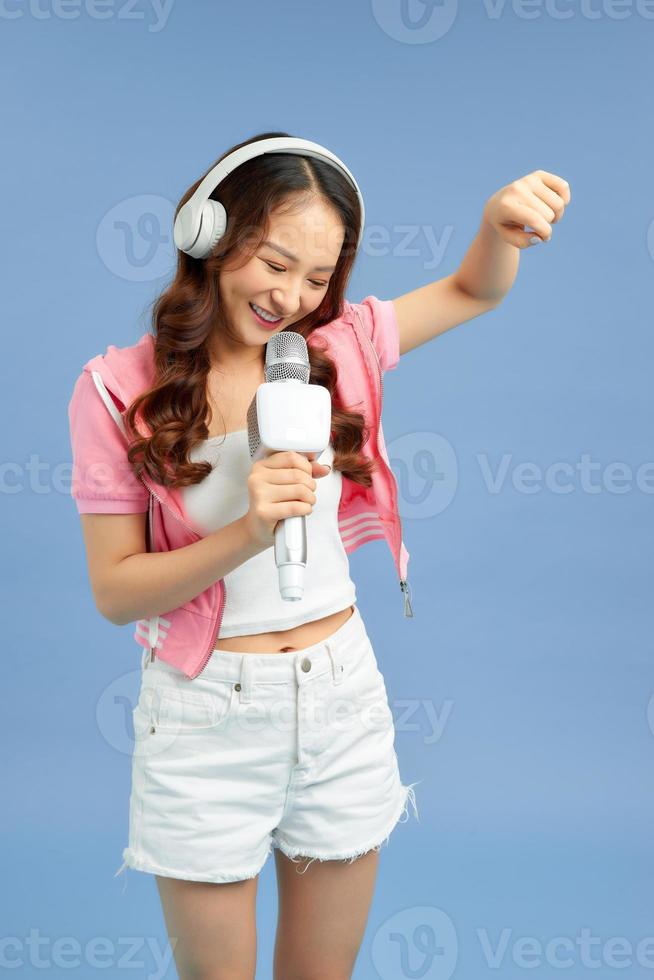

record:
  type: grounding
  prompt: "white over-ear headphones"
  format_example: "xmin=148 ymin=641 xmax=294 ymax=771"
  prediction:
xmin=172 ymin=136 xmax=365 ymax=261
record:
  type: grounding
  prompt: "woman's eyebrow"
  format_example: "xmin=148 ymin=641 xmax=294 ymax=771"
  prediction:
xmin=261 ymin=239 xmax=336 ymax=272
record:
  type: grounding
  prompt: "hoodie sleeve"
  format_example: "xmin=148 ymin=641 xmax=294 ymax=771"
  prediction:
xmin=67 ymin=370 xmax=150 ymax=514
xmin=350 ymin=295 xmax=401 ymax=373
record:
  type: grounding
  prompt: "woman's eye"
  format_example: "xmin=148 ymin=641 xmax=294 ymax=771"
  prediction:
xmin=265 ymin=261 xmax=327 ymax=289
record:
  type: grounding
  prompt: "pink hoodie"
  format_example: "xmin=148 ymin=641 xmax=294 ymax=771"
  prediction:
xmin=68 ymin=295 xmax=413 ymax=678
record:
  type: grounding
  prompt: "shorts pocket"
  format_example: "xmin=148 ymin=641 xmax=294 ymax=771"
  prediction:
xmin=131 ymin=697 xmax=158 ymax=761
xmin=150 ymin=681 xmax=237 ymax=735
xmin=132 ymin=703 xmax=154 ymax=740
xmin=132 ymin=685 xmax=157 ymax=741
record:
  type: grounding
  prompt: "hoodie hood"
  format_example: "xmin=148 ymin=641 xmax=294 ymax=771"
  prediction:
xmin=83 ymin=332 xmax=157 ymax=428
xmin=82 ymin=331 xmax=198 ymax=533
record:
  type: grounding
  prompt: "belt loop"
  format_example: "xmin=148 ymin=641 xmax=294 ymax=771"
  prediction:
xmin=141 ymin=647 xmax=150 ymax=672
xmin=326 ymin=641 xmax=344 ymax=686
xmin=239 ymin=654 xmax=253 ymax=703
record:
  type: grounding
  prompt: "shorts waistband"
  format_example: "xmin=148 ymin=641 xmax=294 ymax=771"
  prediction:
xmin=143 ymin=605 xmax=368 ymax=691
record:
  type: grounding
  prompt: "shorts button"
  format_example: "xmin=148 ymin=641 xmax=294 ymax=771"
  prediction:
xmin=234 ymin=683 xmax=241 ymax=691
xmin=301 ymin=657 xmax=312 ymax=672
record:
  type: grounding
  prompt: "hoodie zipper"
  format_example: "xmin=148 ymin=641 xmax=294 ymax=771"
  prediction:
xmin=137 ymin=470 xmax=227 ymax=677
xmin=186 ymin=577 xmax=227 ymax=679
xmin=355 ymin=310 xmax=414 ymax=618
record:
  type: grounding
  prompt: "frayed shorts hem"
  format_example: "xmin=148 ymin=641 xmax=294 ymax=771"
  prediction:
xmin=113 ymin=782 xmax=421 ymax=889
xmin=272 ymin=780 xmax=421 ymax=875
xmin=113 ymin=845 xmax=272 ymax=887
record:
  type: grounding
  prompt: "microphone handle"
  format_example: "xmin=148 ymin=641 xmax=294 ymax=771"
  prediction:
xmin=274 ymin=515 xmax=307 ymax=601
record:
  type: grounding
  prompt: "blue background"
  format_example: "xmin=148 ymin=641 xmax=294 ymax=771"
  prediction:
xmin=4 ymin=0 xmax=652 ymax=977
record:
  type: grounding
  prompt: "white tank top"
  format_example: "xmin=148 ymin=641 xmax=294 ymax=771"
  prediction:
xmin=181 ymin=431 xmax=357 ymax=637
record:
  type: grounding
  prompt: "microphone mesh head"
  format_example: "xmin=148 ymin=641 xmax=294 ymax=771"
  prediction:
xmin=247 ymin=331 xmax=311 ymax=457
xmin=247 ymin=396 xmax=260 ymax=458
xmin=265 ymin=331 xmax=310 ymax=384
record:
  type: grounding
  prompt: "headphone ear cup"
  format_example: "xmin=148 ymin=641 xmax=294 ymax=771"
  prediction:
xmin=191 ymin=199 xmax=227 ymax=259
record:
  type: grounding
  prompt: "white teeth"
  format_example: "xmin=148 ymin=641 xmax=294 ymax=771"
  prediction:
xmin=251 ymin=302 xmax=281 ymax=322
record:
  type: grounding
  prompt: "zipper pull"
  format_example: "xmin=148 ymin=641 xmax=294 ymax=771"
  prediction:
xmin=400 ymin=578 xmax=414 ymax=618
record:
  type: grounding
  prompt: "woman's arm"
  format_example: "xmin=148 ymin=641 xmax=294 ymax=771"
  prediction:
xmin=80 ymin=448 xmax=327 ymax=626
xmin=81 ymin=512 xmax=263 ymax=626
xmin=453 ymin=217 xmax=520 ymax=305
xmin=391 ymin=169 xmax=572 ymax=355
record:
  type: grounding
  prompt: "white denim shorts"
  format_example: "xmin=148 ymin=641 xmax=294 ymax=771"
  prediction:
xmin=114 ymin=605 xmax=420 ymax=887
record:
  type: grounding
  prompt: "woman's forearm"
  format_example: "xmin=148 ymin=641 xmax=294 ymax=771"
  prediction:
xmin=453 ymin=218 xmax=521 ymax=304
xmin=101 ymin=515 xmax=264 ymax=626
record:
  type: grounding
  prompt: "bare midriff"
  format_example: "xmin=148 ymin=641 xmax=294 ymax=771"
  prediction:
xmin=213 ymin=604 xmax=356 ymax=654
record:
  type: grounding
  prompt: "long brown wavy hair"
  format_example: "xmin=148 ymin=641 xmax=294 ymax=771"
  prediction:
xmin=122 ymin=130 xmax=377 ymax=491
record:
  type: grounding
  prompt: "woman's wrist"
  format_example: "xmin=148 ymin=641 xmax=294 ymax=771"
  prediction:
xmin=226 ymin=514 xmax=268 ymax=561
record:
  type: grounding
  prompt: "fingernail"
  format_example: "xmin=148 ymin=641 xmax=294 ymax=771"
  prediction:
xmin=529 ymin=235 xmax=541 ymax=245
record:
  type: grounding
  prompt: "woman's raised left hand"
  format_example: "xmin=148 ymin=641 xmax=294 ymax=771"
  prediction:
xmin=482 ymin=170 xmax=572 ymax=249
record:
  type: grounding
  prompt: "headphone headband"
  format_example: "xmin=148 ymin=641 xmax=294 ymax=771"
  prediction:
xmin=173 ymin=136 xmax=365 ymax=260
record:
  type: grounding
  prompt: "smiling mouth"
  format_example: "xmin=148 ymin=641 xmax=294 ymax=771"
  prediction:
xmin=249 ymin=301 xmax=283 ymax=323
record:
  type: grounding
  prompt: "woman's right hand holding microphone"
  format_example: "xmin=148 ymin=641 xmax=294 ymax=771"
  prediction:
xmin=242 ymin=450 xmax=331 ymax=550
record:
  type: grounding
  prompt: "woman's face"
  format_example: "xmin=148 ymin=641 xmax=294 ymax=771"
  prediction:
xmin=218 ymin=198 xmax=345 ymax=349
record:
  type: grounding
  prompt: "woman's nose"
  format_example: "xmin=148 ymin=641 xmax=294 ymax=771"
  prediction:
xmin=270 ymin=290 xmax=300 ymax=318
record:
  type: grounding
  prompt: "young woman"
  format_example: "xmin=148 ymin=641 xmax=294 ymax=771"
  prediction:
xmin=69 ymin=131 xmax=570 ymax=978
